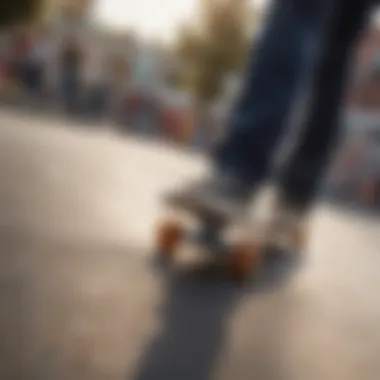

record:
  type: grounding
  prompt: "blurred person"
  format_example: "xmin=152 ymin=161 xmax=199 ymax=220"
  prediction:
xmin=24 ymin=27 xmax=54 ymax=99
xmin=124 ymin=89 xmax=140 ymax=125
xmin=107 ymin=54 xmax=129 ymax=122
xmin=138 ymin=92 xmax=157 ymax=135
xmin=356 ymin=131 xmax=380 ymax=207
xmin=173 ymin=0 xmax=375 ymax=221
xmin=8 ymin=28 xmax=31 ymax=89
xmin=328 ymin=132 xmax=371 ymax=200
xmin=83 ymin=49 xmax=111 ymax=119
xmin=329 ymin=127 xmax=380 ymax=207
xmin=0 ymin=33 xmax=10 ymax=93
xmin=59 ymin=37 xmax=84 ymax=114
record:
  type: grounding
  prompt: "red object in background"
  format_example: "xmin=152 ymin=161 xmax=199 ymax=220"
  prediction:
xmin=125 ymin=92 xmax=143 ymax=118
xmin=161 ymin=108 xmax=191 ymax=144
xmin=0 ymin=60 xmax=13 ymax=85
xmin=161 ymin=109 xmax=176 ymax=137
xmin=10 ymin=31 xmax=32 ymax=60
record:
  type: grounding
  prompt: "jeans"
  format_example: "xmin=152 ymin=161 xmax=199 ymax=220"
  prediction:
xmin=215 ymin=0 xmax=373 ymax=209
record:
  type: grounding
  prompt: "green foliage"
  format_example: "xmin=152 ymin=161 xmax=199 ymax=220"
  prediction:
xmin=175 ymin=0 xmax=254 ymax=103
xmin=0 ymin=0 xmax=45 ymax=28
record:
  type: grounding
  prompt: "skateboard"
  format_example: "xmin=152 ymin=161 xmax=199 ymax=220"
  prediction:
xmin=154 ymin=186 xmax=307 ymax=281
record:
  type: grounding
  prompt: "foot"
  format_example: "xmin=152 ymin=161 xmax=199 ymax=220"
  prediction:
xmin=166 ymin=173 xmax=254 ymax=221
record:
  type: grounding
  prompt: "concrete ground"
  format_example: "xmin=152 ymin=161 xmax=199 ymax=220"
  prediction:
xmin=0 ymin=108 xmax=379 ymax=380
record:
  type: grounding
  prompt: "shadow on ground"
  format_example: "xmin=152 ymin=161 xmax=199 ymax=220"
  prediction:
xmin=132 ymin=249 xmax=301 ymax=380
xmin=0 ymin=222 xmax=301 ymax=380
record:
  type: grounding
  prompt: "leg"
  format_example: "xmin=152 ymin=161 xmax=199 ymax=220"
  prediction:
xmin=214 ymin=0 xmax=332 ymax=185
xmin=278 ymin=0 xmax=373 ymax=210
xmin=168 ymin=0 xmax=333 ymax=219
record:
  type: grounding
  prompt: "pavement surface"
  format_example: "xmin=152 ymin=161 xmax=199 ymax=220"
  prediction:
xmin=0 ymin=108 xmax=379 ymax=380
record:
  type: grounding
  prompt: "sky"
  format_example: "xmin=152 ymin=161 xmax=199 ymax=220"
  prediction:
xmin=93 ymin=0 xmax=197 ymax=41
xmin=93 ymin=0 xmax=268 ymax=41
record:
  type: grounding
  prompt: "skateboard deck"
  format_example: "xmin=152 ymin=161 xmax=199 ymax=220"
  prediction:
xmin=155 ymin=187 xmax=307 ymax=281
xmin=163 ymin=185 xmax=248 ymax=224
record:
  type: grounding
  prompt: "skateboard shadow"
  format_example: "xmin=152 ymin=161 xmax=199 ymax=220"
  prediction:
xmin=132 ymin=250 xmax=301 ymax=380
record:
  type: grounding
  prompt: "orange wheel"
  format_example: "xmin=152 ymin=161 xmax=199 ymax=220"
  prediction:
xmin=156 ymin=219 xmax=183 ymax=260
xmin=229 ymin=242 xmax=262 ymax=281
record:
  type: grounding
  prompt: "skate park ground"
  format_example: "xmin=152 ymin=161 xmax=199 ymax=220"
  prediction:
xmin=0 ymin=108 xmax=379 ymax=380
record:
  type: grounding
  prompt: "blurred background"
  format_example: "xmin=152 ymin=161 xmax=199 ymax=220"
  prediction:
xmin=0 ymin=0 xmax=379 ymax=209
xmin=0 ymin=1 xmax=379 ymax=380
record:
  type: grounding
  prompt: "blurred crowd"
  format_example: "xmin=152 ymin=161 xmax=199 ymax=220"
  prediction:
xmin=1 ymin=28 xmax=114 ymax=113
xmin=0 ymin=26 xmax=219 ymax=147
xmin=326 ymin=120 xmax=380 ymax=210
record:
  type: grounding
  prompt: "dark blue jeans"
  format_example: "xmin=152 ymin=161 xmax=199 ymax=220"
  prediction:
xmin=215 ymin=0 xmax=372 ymax=209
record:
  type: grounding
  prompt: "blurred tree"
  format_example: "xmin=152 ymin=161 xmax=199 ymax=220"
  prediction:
xmin=175 ymin=0 xmax=256 ymax=105
xmin=0 ymin=0 xmax=45 ymax=28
